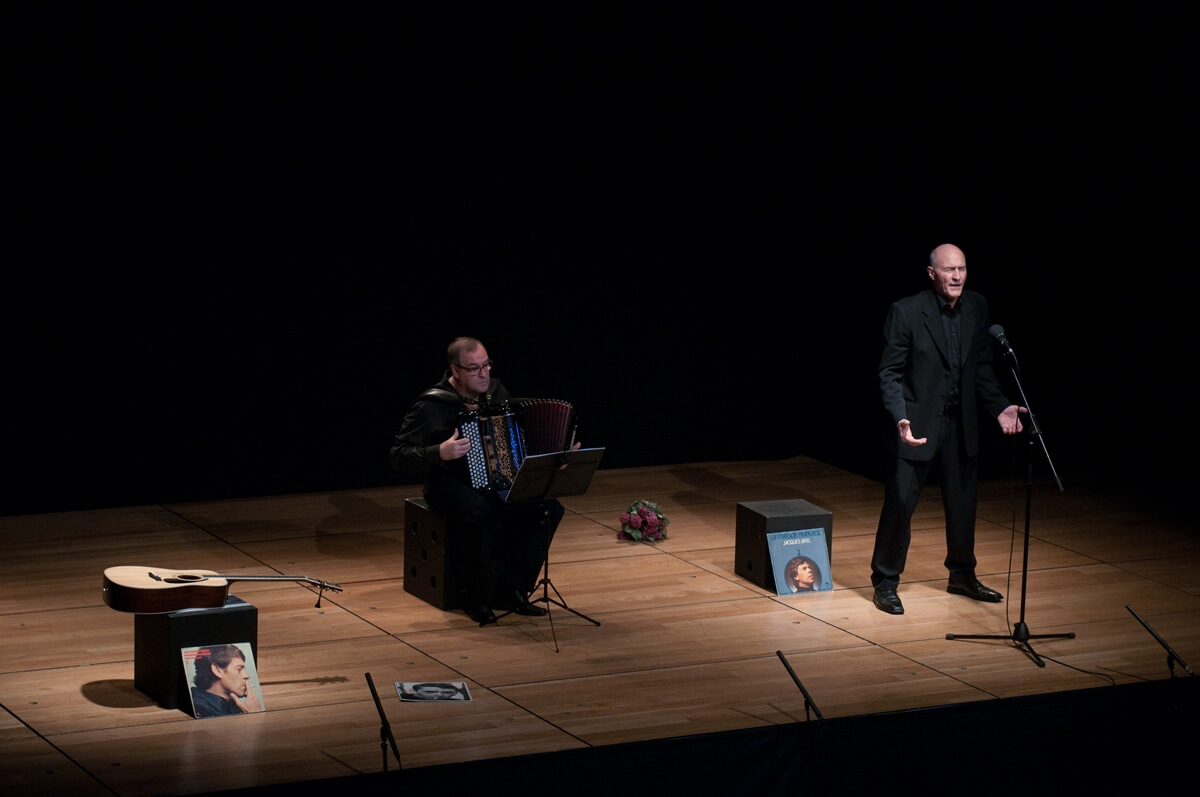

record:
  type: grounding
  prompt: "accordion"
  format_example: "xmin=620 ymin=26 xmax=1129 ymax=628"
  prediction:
xmin=459 ymin=398 xmax=577 ymax=493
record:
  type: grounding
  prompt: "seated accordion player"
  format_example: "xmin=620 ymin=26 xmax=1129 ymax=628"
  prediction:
xmin=458 ymin=398 xmax=577 ymax=493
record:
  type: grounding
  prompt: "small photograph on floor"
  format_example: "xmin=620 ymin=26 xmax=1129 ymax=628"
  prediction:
xmin=397 ymin=681 xmax=473 ymax=702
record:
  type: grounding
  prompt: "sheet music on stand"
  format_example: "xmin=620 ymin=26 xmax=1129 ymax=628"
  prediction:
xmin=500 ymin=447 xmax=605 ymax=503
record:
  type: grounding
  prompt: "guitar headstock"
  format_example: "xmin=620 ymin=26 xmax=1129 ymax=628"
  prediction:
xmin=302 ymin=577 xmax=343 ymax=593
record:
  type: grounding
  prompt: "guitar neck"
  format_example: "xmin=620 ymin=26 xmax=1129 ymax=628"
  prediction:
xmin=228 ymin=575 xmax=343 ymax=593
xmin=154 ymin=571 xmax=343 ymax=593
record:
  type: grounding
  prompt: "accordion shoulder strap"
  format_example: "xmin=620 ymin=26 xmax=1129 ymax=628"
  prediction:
xmin=420 ymin=387 xmax=461 ymax=403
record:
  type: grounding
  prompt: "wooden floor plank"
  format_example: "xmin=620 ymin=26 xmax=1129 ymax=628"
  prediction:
xmin=1 ymin=458 xmax=1196 ymax=795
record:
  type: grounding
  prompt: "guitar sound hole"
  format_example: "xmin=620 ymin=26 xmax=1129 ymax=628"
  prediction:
xmin=165 ymin=574 xmax=206 ymax=583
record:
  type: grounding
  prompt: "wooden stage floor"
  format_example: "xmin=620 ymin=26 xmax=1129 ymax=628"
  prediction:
xmin=2 ymin=457 xmax=1197 ymax=795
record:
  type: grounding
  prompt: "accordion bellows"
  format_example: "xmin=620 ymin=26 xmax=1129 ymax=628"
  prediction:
xmin=459 ymin=398 xmax=577 ymax=493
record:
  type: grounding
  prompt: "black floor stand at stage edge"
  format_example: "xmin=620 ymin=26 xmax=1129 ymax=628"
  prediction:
xmin=364 ymin=672 xmax=402 ymax=773
xmin=1126 ymin=604 xmax=1196 ymax=678
xmin=947 ymin=329 xmax=1074 ymax=667
xmin=776 ymin=650 xmax=824 ymax=721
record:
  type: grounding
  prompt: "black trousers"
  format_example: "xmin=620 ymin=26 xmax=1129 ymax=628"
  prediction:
xmin=424 ymin=472 xmax=563 ymax=609
xmin=870 ymin=412 xmax=979 ymax=591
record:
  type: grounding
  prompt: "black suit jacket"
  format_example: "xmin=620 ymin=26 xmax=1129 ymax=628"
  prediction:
xmin=878 ymin=289 xmax=1010 ymax=462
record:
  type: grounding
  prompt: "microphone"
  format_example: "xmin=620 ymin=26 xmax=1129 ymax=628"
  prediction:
xmin=989 ymin=324 xmax=1015 ymax=358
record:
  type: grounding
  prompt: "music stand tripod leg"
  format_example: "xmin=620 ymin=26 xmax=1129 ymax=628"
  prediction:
xmin=529 ymin=505 xmax=601 ymax=624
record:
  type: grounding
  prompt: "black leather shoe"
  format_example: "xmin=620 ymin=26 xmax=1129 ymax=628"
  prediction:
xmin=469 ymin=605 xmax=498 ymax=626
xmin=947 ymin=580 xmax=1003 ymax=602
xmin=514 ymin=599 xmax=547 ymax=617
xmin=873 ymin=587 xmax=904 ymax=615
xmin=499 ymin=591 xmax=548 ymax=617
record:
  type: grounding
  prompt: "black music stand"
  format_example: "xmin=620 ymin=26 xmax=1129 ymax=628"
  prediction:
xmin=364 ymin=672 xmax=402 ymax=773
xmin=946 ymin=335 xmax=1074 ymax=667
xmin=500 ymin=447 xmax=604 ymax=652
xmin=501 ymin=447 xmax=603 ymax=504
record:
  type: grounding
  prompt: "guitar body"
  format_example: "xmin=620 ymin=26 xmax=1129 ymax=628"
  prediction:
xmin=103 ymin=566 xmax=232 ymax=613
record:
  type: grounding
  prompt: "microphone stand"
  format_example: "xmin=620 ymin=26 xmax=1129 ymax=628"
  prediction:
xmin=946 ymin=337 xmax=1074 ymax=667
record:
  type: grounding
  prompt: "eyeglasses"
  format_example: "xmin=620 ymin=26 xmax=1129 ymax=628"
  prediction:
xmin=454 ymin=359 xmax=494 ymax=375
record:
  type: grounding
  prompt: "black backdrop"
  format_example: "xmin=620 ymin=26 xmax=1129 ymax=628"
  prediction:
xmin=7 ymin=4 xmax=1194 ymax=518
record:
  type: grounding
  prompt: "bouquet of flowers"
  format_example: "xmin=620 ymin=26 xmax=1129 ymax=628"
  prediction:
xmin=618 ymin=499 xmax=669 ymax=542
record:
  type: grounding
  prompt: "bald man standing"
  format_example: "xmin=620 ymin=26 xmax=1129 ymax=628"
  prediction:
xmin=870 ymin=244 xmax=1027 ymax=615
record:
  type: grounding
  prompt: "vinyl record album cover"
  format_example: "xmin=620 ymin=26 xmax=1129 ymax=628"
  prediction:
xmin=182 ymin=642 xmax=265 ymax=718
xmin=767 ymin=528 xmax=832 ymax=595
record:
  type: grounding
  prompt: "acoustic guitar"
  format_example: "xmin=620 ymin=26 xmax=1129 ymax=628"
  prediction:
xmin=102 ymin=566 xmax=343 ymax=614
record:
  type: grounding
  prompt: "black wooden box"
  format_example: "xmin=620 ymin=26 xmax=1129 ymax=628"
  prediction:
xmin=735 ymin=499 xmax=833 ymax=589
